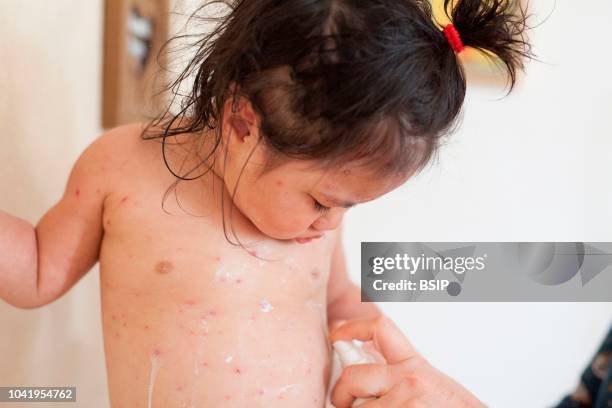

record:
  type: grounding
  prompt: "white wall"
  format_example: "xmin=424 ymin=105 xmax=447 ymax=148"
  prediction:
xmin=344 ymin=1 xmax=612 ymax=407
xmin=0 ymin=1 xmax=108 ymax=407
xmin=1 ymin=1 xmax=610 ymax=408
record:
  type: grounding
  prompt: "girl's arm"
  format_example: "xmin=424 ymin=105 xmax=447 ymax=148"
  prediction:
xmin=0 ymin=128 xmax=119 ymax=308
xmin=326 ymin=223 xmax=380 ymax=327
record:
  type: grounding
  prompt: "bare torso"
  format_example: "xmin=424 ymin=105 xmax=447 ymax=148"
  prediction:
xmin=98 ymin=126 xmax=336 ymax=407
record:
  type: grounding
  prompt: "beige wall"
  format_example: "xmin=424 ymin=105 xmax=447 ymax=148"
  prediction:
xmin=0 ymin=1 xmax=108 ymax=407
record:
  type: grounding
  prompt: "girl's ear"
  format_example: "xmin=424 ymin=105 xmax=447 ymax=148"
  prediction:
xmin=228 ymin=112 xmax=251 ymax=142
xmin=223 ymin=87 xmax=260 ymax=144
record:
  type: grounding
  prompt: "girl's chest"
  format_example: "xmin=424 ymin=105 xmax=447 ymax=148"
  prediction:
xmin=98 ymin=195 xmax=335 ymax=407
xmin=99 ymin=190 xmax=336 ymax=312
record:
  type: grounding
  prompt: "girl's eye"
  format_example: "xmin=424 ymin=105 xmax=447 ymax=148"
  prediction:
xmin=313 ymin=199 xmax=331 ymax=213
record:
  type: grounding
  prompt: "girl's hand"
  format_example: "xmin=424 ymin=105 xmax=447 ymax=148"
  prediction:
xmin=329 ymin=317 xmax=486 ymax=408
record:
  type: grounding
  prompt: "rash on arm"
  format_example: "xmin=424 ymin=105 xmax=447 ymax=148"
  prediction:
xmin=0 ymin=125 xmax=132 ymax=308
xmin=326 ymin=223 xmax=380 ymax=327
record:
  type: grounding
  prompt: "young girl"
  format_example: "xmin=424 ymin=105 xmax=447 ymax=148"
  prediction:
xmin=0 ymin=0 xmax=531 ymax=406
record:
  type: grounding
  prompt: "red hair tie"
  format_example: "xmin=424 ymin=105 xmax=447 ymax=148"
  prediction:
xmin=443 ymin=24 xmax=465 ymax=54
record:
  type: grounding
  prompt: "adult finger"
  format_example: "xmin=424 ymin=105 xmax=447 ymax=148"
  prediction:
xmin=359 ymin=383 xmax=421 ymax=408
xmin=330 ymin=316 xmax=418 ymax=364
xmin=328 ymin=319 xmax=347 ymax=333
xmin=331 ymin=363 xmax=393 ymax=408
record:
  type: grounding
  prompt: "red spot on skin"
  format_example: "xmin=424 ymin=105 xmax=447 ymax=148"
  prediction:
xmin=176 ymin=386 xmax=183 ymax=391
xmin=233 ymin=367 xmax=242 ymax=375
xmin=213 ymin=256 xmax=221 ymax=262
xmin=208 ymin=309 xmax=217 ymax=317
xmin=257 ymin=389 xmax=265 ymax=396
xmin=278 ymin=395 xmax=284 ymax=400
xmin=247 ymin=249 xmax=257 ymax=257
xmin=144 ymin=325 xmax=150 ymax=330
xmin=276 ymin=180 xmax=283 ymax=186
xmin=120 ymin=196 xmax=128 ymax=204
xmin=183 ymin=299 xmax=197 ymax=306
xmin=189 ymin=329 xmax=195 ymax=335
xmin=158 ymin=307 xmax=165 ymax=313
xmin=248 ymin=314 xmax=256 ymax=321
xmin=306 ymin=367 xmax=312 ymax=374
xmin=178 ymin=324 xmax=184 ymax=329
xmin=224 ymin=395 xmax=232 ymax=401
xmin=201 ymin=362 xmax=208 ymax=367
xmin=152 ymin=348 xmax=162 ymax=356
xmin=235 ymin=278 xmax=243 ymax=284
xmin=178 ymin=309 xmax=184 ymax=314
xmin=111 ymin=314 xmax=116 ymax=320
xmin=75 ymin=188 xmax=80 ymax=196
xmin=96 ymin=188 xmax=101 ymax=194
xmin=122 ymin=322 xmax=127 ymax=327
xmin=114 ymin=332 xmax=120 ymax=339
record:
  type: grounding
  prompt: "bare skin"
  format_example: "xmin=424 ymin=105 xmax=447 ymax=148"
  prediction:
xmin=99 ymin=124 xmax=338 ymax=407
xmin=0 ymin=91 xmax=414 ymax=406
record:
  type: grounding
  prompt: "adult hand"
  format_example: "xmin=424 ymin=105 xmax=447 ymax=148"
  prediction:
xmin=329 ymin=317 xmax=486 ymax=408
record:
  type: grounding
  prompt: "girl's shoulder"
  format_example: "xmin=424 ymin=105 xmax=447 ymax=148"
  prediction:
xmin=98 ymin=122 xmax=153 ymax=153
xmin=90 ymin=120 xmax=205 ymax=198
xmin=84 ymin=122 xmax=174 ymax=196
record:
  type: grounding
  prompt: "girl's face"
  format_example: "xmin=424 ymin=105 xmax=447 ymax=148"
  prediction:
xmin=225 ymin=157 xmax=407 ymax=243
xmin=216 ymin=98 xmax=410 ymax=243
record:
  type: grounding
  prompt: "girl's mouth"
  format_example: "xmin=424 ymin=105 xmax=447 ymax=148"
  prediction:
xmin=294 ymin=235 xmax=323 ymax=244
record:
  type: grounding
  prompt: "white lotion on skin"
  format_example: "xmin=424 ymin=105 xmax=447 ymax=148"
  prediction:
xmin=147 ymin=352 xmax=162 ymax=408
xmin=259 ymin=300 xmax=274 ymax=313
xmin=256 ymin=243 xmax=273 ymax=266
xmin=277 ymin=383 xmax=302 ymax=398
xmin=214 ymin=266 xmax=234 ymax=282
xmin=326 ymin=340 xmax=378 ymax=408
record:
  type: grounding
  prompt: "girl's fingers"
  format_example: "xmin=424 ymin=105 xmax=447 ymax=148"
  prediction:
xmin=330 ymin=316 xmax=418 ymax=364
xmin=331 ymin=363 xmax=394 ymax=408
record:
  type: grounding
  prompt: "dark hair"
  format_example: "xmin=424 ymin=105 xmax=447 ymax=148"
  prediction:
xmin=142 ymin=0 xmax=532 ymax=240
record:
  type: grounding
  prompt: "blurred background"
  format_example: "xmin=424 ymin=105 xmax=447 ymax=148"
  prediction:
xmin=0 ymin=1 xmax=610 ymax=407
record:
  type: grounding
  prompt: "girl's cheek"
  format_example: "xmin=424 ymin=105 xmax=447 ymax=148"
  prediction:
xmin=277 ymin=212 xmax=312 ymax=235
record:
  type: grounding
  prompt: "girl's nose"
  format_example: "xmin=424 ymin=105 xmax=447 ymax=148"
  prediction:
xmin=312 ymin=208 xmax=345 ymax=231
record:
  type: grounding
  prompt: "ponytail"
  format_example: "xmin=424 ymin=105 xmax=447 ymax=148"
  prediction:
xmin=443 ymin=0 xmax=533 ymax=89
